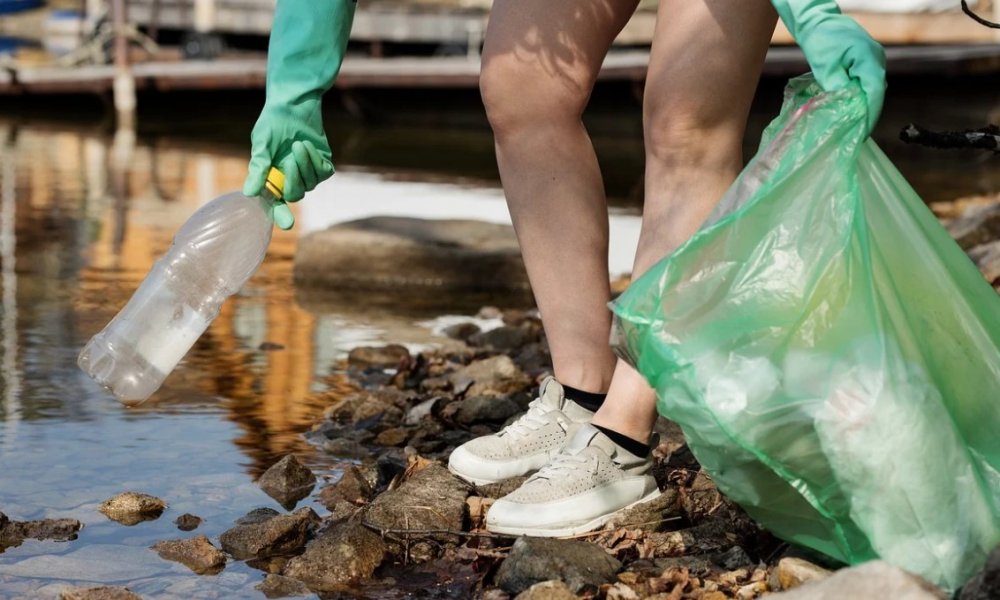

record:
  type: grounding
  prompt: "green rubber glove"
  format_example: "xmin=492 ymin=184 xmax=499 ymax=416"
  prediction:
xmin=243 ymin=0 xmax=357 ymax=230
xmin=771 ymin=0 xmax=886 ymax=136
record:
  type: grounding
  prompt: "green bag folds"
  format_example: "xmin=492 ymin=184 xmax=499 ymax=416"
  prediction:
xmin=611 ymin=76 xmax=1000 ymax=591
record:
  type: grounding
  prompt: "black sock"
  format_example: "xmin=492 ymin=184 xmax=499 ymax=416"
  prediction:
xmin=593 ymin=424 xmax=652 ymax=458
xmin=562 ymin=384 xmax=607 ymax=412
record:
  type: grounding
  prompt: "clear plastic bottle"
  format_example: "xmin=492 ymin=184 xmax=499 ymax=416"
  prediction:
xmin=78 ymin=169 xmax=284 ymax=406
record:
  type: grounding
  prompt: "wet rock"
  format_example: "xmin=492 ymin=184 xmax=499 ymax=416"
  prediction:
xmin=710 ymin=546 xmax=753 ymax=570
xmin=374 ymin=427 xmax=411 ymax=446
xmin=321 ymin=438 xmax=371 ymax=459
xmin=247 ymin=556 xmax=290 ymax=575
xmin=769 ymin=560 xmax=945 ymax=599
xmin=98 ymin=492 xmax=167 ymax=526
xmin=363 ymin=462 xmax=471 ymax=545
xmin=495 ymin=537 xmax=622 ymax=594
xmin=322 ymin=394 xmax=368 ymax=422
xmin=0 ymin=512 xmax=82 ymax=549
xmin=605 ymin=488 xmax=682 ymax=532
xmin=174 ymin=514 xmax=202 ymax=532
xmin=294 ymin=217 xmax=531 ymax=293
xmin=236 ymin=507 xmax=280 ymax=525
xmin=219 ymin=507 xmax=320 ymax=560
xmin=60 ymin=586 xmax=143 ymax=600
xmin=151 ymin=535 xmax=226 ymax=575
xmin=456 ymin=395 xmax=522 ymax=425
xmin=282 ymin=522 xmax=388 ymax=592
xmin=514 ymin=580 xmax=577 ymax=600
xmin=256 ymin=574 xmax=311 ymax=598
xmin=443 ymin=322 xmax=481 ymax=342
xmin=317 ymin=466 xmax=375 ymax=509
xmin=448 ymin=355 xmax=532 ymax=398
xmin=769 ymin=557 xmax=833 ymax=592
xmin=948 ymin=203 xmax=1000 ymax=250
xmin=960 ymin=546 xmax=1000 ymax=600
xmin=468 ymin=325 xmax=537 ymax=352
xmin=257 ymin=455 xmax=317 ymax=510
xmin=348 ymin=344 xmax=411 ymax=370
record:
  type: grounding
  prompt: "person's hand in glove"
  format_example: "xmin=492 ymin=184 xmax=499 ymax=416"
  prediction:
xmin=771 ymin=0 xmax=886 ymax=136
xmin=243 ymin=0 xmax=357 ymax=230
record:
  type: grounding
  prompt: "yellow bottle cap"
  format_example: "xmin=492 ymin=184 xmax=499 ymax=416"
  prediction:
xmin=264 ymin=167 xmax=285 ymax=200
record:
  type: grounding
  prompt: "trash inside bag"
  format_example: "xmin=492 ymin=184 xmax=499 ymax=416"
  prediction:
xmin=611 ymin=75 xmax=1000 ymax=591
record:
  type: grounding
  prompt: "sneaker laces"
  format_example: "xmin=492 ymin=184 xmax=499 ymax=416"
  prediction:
xmin=531 ymin=449 xmax=595 ymax=481
xmin=498 ymin=399 xmax=563 ymax=440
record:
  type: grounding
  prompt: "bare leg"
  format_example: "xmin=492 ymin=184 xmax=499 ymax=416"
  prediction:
xmin=480 ymin=0 xmax=640 ymax=395
xmin=591 ymin=0 xmax=778 ymax=441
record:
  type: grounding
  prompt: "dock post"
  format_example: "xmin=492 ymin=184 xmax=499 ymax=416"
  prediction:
xmin=110 ymin=0 xmax=136 ymax=130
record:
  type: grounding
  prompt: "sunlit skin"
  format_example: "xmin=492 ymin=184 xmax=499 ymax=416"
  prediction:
xmin=480 ymin=0 xmax=779 ymax=441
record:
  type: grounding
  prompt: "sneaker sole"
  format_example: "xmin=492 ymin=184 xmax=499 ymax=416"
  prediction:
xmin=447 ymin=465 xmax=504 ymax=487
xmin=485 ymin=488 xmax=664 ymax=538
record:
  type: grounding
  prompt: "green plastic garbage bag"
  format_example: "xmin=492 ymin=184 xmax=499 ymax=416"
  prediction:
xmin=610 ymin=75 xmax=1000 ymax=591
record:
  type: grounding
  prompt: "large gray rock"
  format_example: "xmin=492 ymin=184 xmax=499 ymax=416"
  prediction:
xmin=151 ymin=535 xmax=227 ymax=575
xmin=282 ymin=522 xmax=387 ymax=592
xmin=294 ymin=217 xmax=530 ymax=293
xmin=768 ymin=560 xmax=946 ymax=599
xmin=495 ymin=537 xmax=622 ymax=594
xmin=257 ymin=455 xmax=317 ymax=510
xmin=219 ymin=507 xmax=319 ymax=560
xmin=363 ymin=463 xmax=470 ymax=544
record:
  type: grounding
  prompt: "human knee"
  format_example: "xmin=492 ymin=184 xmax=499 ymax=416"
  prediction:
xmin=642 ymin=95 xmax=744 ymax=169
xmin=480 ymin=57 xmax=587 ymax=142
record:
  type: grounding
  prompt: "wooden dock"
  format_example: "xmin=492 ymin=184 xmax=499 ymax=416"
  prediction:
xmin=2 ymin=44 xmax=1000 ymax=96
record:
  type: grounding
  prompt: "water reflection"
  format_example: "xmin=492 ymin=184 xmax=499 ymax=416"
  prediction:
xmin=1 ymin=126 xmax=20 ymax=458
xmin=0 ymin=117 xmax=511 ymax=479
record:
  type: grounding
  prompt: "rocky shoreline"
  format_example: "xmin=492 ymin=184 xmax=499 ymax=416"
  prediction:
xmin=5 ymin=195 xmax=1000 ymax=600
xmin=40 ymin=300 xmax=1000 ymax=599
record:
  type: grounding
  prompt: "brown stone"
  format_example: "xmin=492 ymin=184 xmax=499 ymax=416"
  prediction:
xmin=98 ymin=492 xmax=166 ymax=526
xmin=60 ymin=587 xmax=143 ymax=600
xmin=219 ymin=507 xmax=319 ymax=560
xmin=151 ymin=535 xmax=226 ymax=575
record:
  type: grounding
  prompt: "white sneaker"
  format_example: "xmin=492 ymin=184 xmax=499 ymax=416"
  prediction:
xmin=448 ymin=377 xmax=595 ymax=485
xmin=485 ymin=424 xmax=660 ymax=537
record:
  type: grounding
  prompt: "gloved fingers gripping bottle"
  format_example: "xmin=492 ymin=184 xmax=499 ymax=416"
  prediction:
xmin=242 ymin=0 xmax=357 ymax=230
xmin=770 ymin=0 xmax=886 ymax=136
xmin=77 ymin=169 xmax=286 ymax=406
